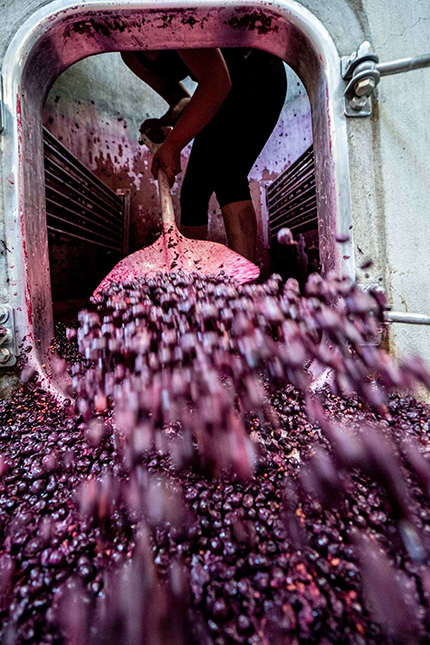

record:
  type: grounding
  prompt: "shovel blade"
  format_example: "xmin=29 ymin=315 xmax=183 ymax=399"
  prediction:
xmin=94 ymin=232 xmax=259 ymax=296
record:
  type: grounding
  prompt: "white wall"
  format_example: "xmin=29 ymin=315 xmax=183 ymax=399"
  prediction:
xmin=362 ymin=0 xmax=430 ymax=360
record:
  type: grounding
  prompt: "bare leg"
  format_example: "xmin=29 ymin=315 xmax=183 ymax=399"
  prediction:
xmin=181 ymin=225 xmax=208 ymax=240
xmin=221 ymin=200 xmax=257 ymax=262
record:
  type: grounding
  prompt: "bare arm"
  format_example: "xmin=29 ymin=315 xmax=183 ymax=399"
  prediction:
xmin=152 ymin=49 xmax=232 ymax=184
xmin=121 ymin=51 xmax=189 ymax=107
xmin=165 ymin=49 xmax=231 ymax=150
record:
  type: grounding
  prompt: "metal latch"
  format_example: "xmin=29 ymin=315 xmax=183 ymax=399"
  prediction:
xmin=342 ymin=41 xmax=430 ymax=116
xmin=359 ymin=286 xmax=430 ymax=349
xmin=0 ymin=305 xmax=16 ymax=367
xmin=384 ymin=311 xmax=430 ymax=326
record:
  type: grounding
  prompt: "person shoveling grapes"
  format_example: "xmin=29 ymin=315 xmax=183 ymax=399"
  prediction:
xmin=122 ymin=48 xmax=287 ymax=262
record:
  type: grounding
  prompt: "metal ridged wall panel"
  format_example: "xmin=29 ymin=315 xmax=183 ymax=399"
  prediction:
xmin=43 ymin=127 xmax=129 ymax=253
xmin=267 ymin=145 xmax=317 ymax=242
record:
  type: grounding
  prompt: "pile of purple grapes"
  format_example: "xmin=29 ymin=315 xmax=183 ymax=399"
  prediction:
xmin=1 ymin=270 xmax=430 ymax=643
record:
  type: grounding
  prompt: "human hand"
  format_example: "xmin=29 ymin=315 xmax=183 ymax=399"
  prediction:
xmin=139 ymin=98 xmax=191 ymax=140
xmin=151 ymin=139 xmax=182 ymax=187
xmin=139 ymin=118 xmax=166 ymax=144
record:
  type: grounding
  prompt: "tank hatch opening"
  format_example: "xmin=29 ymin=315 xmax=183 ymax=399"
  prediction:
xmin=43 ymin=48 xmax=314 ymax=310
xmin=1 ymin=0 xmax=352 ymax=384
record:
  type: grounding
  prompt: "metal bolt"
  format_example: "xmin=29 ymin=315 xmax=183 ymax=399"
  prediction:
xmin=0 ymin=327 xmax=11 ymax=346
xmin=354 ymin=77 xmax=376 ymax=97
xmin=0 ymin=307 xmax=9 ymax=324
xmin=0 ymin=347 xmax=11 ymax=364
xmin=349 ymin=95 xmax=369 ymax=112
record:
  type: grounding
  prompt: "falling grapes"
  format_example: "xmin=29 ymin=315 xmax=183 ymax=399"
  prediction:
xmin=277 ymin=227 xmax=296 ymax=245
xmin=0 ymin=270 xmax=429 ymax=643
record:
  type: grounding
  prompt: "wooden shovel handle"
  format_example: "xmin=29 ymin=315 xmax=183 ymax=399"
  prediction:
xmin=140 ymin=130 xmax=177 ymax=230
xmin=157 ymin=169 xmax=176 ymax=228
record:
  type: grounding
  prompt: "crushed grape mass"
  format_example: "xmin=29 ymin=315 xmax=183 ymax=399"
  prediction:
xmin=1 ymin=271 xmax=430 ymax=643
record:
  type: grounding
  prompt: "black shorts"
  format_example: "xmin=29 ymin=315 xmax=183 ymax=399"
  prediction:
xmin=180 ymin=50 xmax=287 ymax=226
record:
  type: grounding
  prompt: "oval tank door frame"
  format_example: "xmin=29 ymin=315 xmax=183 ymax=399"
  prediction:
xmin=0 ymin=0 xmax=353 ymax=390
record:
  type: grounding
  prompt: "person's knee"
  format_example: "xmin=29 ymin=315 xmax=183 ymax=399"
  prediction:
xmin=215 ymin=176 xmax=251 ymax=210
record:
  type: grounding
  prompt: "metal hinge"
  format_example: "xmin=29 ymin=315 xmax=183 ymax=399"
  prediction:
xmin=342 ymin=41 xmax=430 ymax=117
xmin=0 ymin=305 xmax=16 ymax=367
